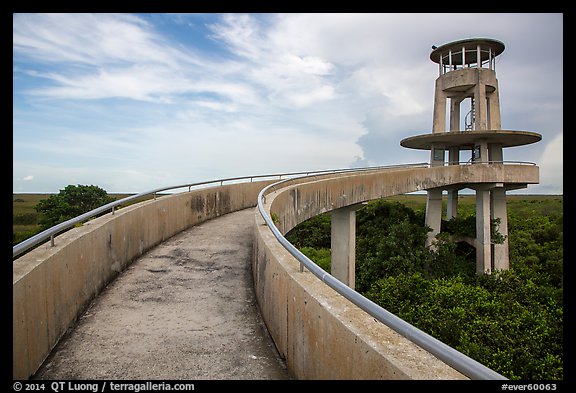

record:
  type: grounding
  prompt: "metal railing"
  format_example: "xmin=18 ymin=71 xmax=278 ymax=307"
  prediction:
xmin=441 ymin=160 xmax=537 ymax=166
xmin=12 ymin=164 xmax=425 ymax=260
xmin=256 ymin=166 xmax=507 ymax=380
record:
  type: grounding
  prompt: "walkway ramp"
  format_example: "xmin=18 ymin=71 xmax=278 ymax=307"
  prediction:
xmin=32 ymin=208 xmax=290 ymax=380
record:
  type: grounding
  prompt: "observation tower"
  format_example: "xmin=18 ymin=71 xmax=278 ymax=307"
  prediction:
xmin=400 ymin=38 xmax=542 ymax=274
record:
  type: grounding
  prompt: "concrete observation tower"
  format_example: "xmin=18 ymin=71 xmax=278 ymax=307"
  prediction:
xmin=400 ymin=38 xmax=542 ymax=274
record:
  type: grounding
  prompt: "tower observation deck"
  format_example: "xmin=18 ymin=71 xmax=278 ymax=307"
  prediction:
xmin=400 ymin=38 xmax=542 ymax=274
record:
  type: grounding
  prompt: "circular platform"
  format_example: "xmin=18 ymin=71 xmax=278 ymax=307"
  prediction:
xmin=400 ymin=130 xmax=542 ymax=150
xmin=430 ymin=38 xmax=505 ymax=64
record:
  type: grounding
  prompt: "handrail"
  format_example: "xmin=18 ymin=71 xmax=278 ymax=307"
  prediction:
xmin=256 ymin=166 xmax=507 ymax=380
xmin=12 ymin=164 xmax=426 ymax=260
xmin=445 ymin=160 xmax=537 ymax=166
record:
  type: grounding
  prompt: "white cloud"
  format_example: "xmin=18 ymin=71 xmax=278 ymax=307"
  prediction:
xmin=26 ymin=66 xmax=183 ymax=102
xmin=207 ymin=14 xmax=339 ymax=108
xmin=13 ymin=13 xmax=197 ymax=68
xmin=283 ymin=85 xmax=336 ymax=108
xmin=14 ymin=13 xmax=337 ymax=110
xmin=537 ymin=133 xmax=563 ymax=194
xmin=14 ymin=13 xmax=233 ymax=104
xmin=207 ymin=13 xmax=264 ymax=60
xmin=13 ymin=13 xmax=563 ymax=194
xmin=23 ymin=175 xmax=34 ymax=181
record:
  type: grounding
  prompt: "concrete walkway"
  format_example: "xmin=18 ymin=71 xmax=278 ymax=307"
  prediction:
xmin=32 ymin=208 xmax=290 ymax=380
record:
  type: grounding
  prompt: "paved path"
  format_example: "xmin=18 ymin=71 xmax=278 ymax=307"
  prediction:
xmin=33 ymin=208 xmax=290 ymax=380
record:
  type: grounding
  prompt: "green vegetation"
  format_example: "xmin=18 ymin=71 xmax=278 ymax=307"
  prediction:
xmin=13 ymin=193 xmax=50 ymax=245
xmin=285 ymin=194 xmax=563 ymax=380
xmin=13 ymin=187 xmax=139 ymax=246
xmin=35 ymin=185 xmax=116 ymax=230
xmin=271 ymin=212 xmax=281 ymax=227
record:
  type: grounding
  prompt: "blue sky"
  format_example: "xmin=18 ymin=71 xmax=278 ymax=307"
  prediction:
xmin=13 ymin=13 xmax=563 ymax=194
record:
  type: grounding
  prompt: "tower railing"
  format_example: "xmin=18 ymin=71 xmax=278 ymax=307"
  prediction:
xmin=439 ymin=47 xmax=496 ymax=74
xmin=444 ymin=160 xmax=537 ymax=166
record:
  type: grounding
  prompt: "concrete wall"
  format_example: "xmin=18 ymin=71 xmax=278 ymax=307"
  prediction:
xmin=253 ymin=165 xmax=537 ymax=379
xmin=439 ymin=68 xmax=498 ymax=93
xmin=13 ymin=181 xmax=273 ymax=380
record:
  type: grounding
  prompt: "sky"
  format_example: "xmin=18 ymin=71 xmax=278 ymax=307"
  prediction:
xmin=13 ymin=13 xmax=563 ymax=194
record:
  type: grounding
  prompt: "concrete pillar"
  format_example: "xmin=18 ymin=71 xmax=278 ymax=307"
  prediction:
xmin=474 ymin=69 xmax=488 ymax=130
xmin=450 ymin=97 xmax=463 ymax=131
xmin=425 ymin=188 xmax=443 ymax=248
xmin=475 ymin=189 xmax=492 ymax=274
xmin=480 ymin=141 xmax=489 ymax=164
xmin=489 ymin=143 xmax=503 ymax=164
xmin=331 ymin=205 xmax=362 ymax=289
xmin=473 ymin=140 xmax=489 ymax=164
xmin=433 ymin=79 xmax=447 ymax=133
xmin=446 ymin=147 xmax=459 ymax=220
xmin=446 ymin=189 xmax=458 ymax=220
xmin=491 ymin=188 xmax=509 ymax=271
xmin=448 ymin=147 xmax=459 ymax=165
xmin=487 ymin=82 xmax=501 ymax=130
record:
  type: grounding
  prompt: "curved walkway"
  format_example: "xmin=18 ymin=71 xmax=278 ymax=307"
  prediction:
xmin=32 ymin=208 xmax=290 ymax=380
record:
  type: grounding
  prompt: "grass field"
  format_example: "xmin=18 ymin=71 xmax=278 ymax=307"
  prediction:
xmin=384 ymin=193 xmax=563 ymax=217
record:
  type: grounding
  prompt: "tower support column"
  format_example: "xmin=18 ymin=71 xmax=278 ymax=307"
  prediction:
xmin=446 ymin=147 xmax=460 ymax=220
xmin=487 ymin=88 xmax=502 ymax=129
xmin=476 ymin=189 xmax=492 ymax=274
xmin=331 ymin=204 xmax=364 ymax=289
xmin=450 ymin=97 xmax=463 ymax=131
xmin=433 ymin=80 xmax=447 ymax=133
xmin=474 ymin=69 xmax=488 ymax=130
xmin=425 ymin=188 xmax=443 ymax=248
xmin=491 ymin=187 xmax=509 ymax=271
xmin=446 ymin=190 xmax=458 ymax=220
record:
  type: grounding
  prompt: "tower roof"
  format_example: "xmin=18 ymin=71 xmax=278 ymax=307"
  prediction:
xmin=430 ymin=38 xmax=505 ymax=65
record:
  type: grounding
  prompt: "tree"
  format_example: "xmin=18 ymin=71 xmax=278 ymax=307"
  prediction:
xmin=285 ymin=213 xmax=331 ymax=249
xmin=287 ymin=196 xmax=563 ymax=379
xmin=35 ymin=184 xmax=115 ymax=230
